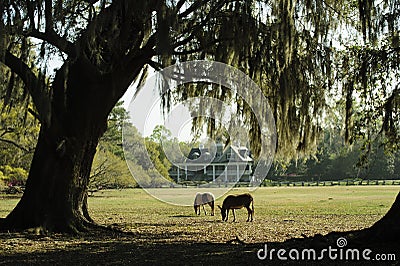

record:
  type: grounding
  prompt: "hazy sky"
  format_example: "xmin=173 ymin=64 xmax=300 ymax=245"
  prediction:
xmin=122 ymin=72 xmax=195 ymax=142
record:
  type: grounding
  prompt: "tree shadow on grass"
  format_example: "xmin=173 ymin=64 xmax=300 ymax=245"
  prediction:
xmin=170 ymin=214 xmax=194 ymax=218
xmin=0 ymin=229 xmax=399 ymax=266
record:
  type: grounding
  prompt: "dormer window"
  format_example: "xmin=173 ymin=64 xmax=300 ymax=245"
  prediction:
xmin=192 ymin=152 xmax=200 ymax=159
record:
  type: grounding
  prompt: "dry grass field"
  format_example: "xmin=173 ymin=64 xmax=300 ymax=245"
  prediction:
xmin=1 ymin=186 xmax=399 ymax=265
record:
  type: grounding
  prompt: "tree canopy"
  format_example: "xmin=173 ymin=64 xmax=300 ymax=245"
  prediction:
xmin=1 ymin=0 xmax=398 ymax=160
xmin=0 ymin=0 xmax=399 ymax=234
xmin=165 ymin=0 xmax=399 ymax=162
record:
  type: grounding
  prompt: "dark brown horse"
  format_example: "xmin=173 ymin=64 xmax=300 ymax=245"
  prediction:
xmin=194 ymin=192 xmax=215 ymax=216
xmin=218 ymin=193 xmax=254 ymax=222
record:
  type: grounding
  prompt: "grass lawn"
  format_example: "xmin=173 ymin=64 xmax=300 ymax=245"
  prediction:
xmin=0 ymin=186 xmax=399 ymax=265
xmin=87 ymin=186 xmax=398 ymax=243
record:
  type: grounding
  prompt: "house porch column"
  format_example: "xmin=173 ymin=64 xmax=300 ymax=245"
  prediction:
xmin=225 ymin=165 xmax=228 ymax=182
xmin=212 ymin=165 xmax=215 ymax=182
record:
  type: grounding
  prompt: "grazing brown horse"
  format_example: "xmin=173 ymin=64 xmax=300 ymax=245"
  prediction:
xmin=218 ymin=193 xmax=254 ymax=222
xmin=194 ymin=192 xmax=215 ymax=216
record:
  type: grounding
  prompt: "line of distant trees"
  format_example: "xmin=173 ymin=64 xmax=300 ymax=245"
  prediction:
xmin=0 ymin=101 xmax=191 ymax=191
xmin=1 ymin=101 xmax=398 ymax=191
xmin=267 ymin=131 xmax=400 ymax=182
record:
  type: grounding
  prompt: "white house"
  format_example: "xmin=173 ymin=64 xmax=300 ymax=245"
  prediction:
xmin=170 ymin=142 xmax=254 ymax=184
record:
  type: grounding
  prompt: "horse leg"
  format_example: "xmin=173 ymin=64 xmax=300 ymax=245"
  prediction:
xmin=202 ymin=204 xmax=207 ymax=215
xmin=246 ymin=206 xmax=251 ymax=222
xmin=232 ymin=209 xmax=236 ymax=222
xmin=210 ymin=201 xmax=214 ymax=216
xmin=251 ymin=200 xmax=254 ymax=221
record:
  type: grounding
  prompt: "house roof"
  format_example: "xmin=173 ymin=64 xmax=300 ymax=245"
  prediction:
xmin=186 ymin=144 xmax=253 ymax=164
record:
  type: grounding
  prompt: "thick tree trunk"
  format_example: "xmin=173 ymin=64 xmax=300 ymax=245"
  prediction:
xmin=363 ymin=192 xmax=400 ymax=242
xmin=0 ymin=57 xmax=108 ymax=232
xmin=0 ymin=121 xmax=100 ymax=233
xmin=0 ymin=48 xmax=148 ymax=233
xmin=0 ymin=0 xmax=155 ymax=233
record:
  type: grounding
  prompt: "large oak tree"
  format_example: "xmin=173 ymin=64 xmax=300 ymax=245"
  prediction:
xmin=0 ymin=0 xmax=399 ymax=241
xmin=0 ymin=0 xmax=242 ymax=232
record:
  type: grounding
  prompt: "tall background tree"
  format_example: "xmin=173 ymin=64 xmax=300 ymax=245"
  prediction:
xmin=0 ymin=0 xmax=398 ymax=239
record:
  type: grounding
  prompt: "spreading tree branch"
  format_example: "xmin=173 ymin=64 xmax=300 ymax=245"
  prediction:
xmin=0 ymin=138 xmax=31 ymax=153
xmin=21 ymin=0 xmax=76 ymax=57
xmin=26 ymin=1 xmax=36 ymax=30
xmin=24 ymin=29 xmax=76 ymax=57
xmin=44 ymin=0 xmax=53 ymax=32
xmin=2 ymin=51 xmax=50 ymax=124
xmin=74 ymin=0 xmax=158 ymax=108
xmin=172 ymin=1 xmax=228 ymax=50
